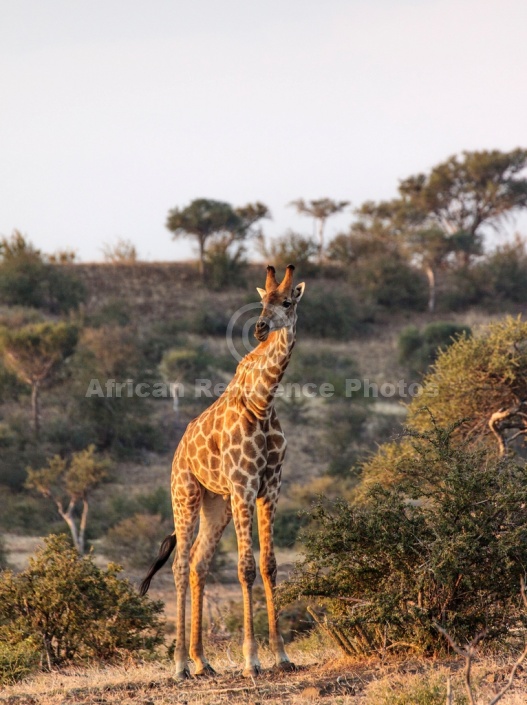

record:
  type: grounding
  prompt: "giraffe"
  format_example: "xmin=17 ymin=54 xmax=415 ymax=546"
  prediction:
xmin=140 ymin=264 xmax=306 ymax=679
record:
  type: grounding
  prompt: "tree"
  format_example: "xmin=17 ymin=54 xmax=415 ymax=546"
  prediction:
xmin=403 ymin=227 xmax=454 ymax=312
xmin=343 ymin=150 xmax=527 ymax=310
xmin=289 ymin=198 xmax=349 ymax=262
xmin=327 ymin=215 xmax=427 ymax=311
xmin=0 ymin=322 xmax=78 ymax=436
xmin=398 ymin=148 xmax=527 ymax=266
xmin=166 ymin=198 xmax=269 ymax=277
xmin=26 ymin=446 xmax=110 ymax=554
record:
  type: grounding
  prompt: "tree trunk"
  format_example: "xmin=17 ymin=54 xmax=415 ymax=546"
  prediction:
xmin=198 ymin=237 xmax=205 ymax=279
xmin=57 ymin=499 xmax=81 ymax=553
xmin=31 ymin=381 xmax=41 ymax=437
xmin=425 ymin=265 xmax=436 ymax=313
xmin=78 ymin=497 xmax=89 ymax=555
xmin=317 ymin=219 xmax=325 ymax=263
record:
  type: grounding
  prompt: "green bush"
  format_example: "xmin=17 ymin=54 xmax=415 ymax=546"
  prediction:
xmin=103 ymin=513 xmax=172 ymax=568
xmin=356 ymin=257 xmax=427 ymax=311
xmin=480 ymin=237 xmax=527 ymax=304
xmin=280 ymin=423 xmax=527 ymax=656
xmin=286 ymin=347 xmax=358 ymax=397
xmin=203 ymin=241 xmax=247 ymax=290
xmin=0 ymin=534 xmax=7 ymax=569
xmin=160 ymin=344 xmax=213 ymax=383
xmin=440 ymin=266 xmax=488 ymax=311
xmin=89 ymin=298 xmax=131 ymax=327
xmin=398 ymin=322 xmax=471 ymax=376
xmin=0 ymin=638 xmax=41 ymax=686
xmin=0 ymin=534 xmax=164 ymax=667
xmin=298 ymin=285 xmax=371 ymax=339
xmin=259 ymin=231 xmax=319 ymax=276
xmin=0 ymin=233 xmax=85 ymax=313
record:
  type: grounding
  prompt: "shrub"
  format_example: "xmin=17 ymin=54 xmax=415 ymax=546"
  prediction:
xmin=0 ymin=638 xmax=41 ymax=686
xmin=356 ymin=256 xmax=428 ymax=311
xmin=480 ymin=236 xmax=527 ymax=304
xmin=0 ymin=534 xmax=164 ymax=667
xmin=286 ymin=347 xmax=358 ymax=398
xmin=298 ymin=285 xmax=371 ymax=339
xmin=0 ymin=534 xmax=7 ymax=569
xmin=280 ymin=423 xmax=527 ymax=656
xmin=103 ymin=513 xmax=172 ymax=568
xmin=258 ymin=231 xmax=319 ymax=275
xmin=398 ymin=322 xmax=471 ymax=376
xmin=0 ymin=232 xmax=85 ymax=313
xmin=101 ymin=238 xmax=138 ymax=263
xmin=160 ymin=345 xmax=213 ymax=384
xmin=203 ymin=240 xmax=247 ymax=290
xmin=89 ymin=298 xmax=131 ymax=327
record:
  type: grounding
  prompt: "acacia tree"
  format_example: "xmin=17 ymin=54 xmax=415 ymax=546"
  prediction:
xmin=0 ymin=322 xmax=78 ymax=436
xmin=166 ymin=198 xmax=269 ymax=277
xmin=26 ymin=446 xmax=110 ymax=554
xmin=289 ymin=198 xmax=349 ymax=262
xmin=343 ymin=149 xmax=527 ymax=309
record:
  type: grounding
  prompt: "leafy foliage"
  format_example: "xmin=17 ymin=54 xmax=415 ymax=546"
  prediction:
xmin=298 ymin=284 xmax=371 ymax=338
xmin=0 ymin=231 xmax=85 ymax=313
xmin=258 ymin=231 xmax=319 ymax=274
xmin=103 ymin=513 xmax=172 ymax=568
xmin=166 ymin=198 xmax=269 ymax=278
xmin=407 ymin=316 xmax=527 ymax=453
xmin=398 ymin=321 xmax=471 ymax=376
xmin=0 ymin=321 xmax=78 ymax=434
xmin=26 ymin=446 xmax=110 ymax=553
xmin=280 ymin=424 xmax=527 ymax=655
xmin=160 ymin=344 xmax=213 ymax=384
xmin=0 ymin=534 xmax=164 ymax=668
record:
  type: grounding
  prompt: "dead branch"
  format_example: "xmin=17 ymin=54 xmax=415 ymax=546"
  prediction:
xmin=488 ymin=403 xmax=527 ymax=456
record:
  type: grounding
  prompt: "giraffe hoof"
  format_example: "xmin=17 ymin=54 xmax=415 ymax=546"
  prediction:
xmin=194 ymin=664 xmax=217 ymax=678
xmin=242 ymin=665 xmax=262 ymax=678
xmin=174 ymin=667 xmax=192 ymax=680
xmin=274 ymin=660 xmax=297 ymax=672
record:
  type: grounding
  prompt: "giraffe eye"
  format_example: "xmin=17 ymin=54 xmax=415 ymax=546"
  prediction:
xmin=282 ymin=300 xmax=291 ymax=308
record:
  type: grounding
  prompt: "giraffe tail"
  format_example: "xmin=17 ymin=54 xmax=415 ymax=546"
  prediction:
xmin=139 ymin=533 xmax=176 ymax=596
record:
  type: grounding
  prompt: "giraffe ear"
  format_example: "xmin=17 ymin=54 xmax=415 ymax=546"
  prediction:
xmin=256 ymin=287 xmax=266 ymax=299
xmin=293 ymin=282 xmax=305 ymax=302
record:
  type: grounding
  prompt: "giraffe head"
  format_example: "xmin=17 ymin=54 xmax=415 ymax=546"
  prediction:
xmin=254 ymin=264 xmax=306 ymax=342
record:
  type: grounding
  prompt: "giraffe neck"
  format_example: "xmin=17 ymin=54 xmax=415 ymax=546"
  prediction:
xmin=229 ymin=325 xmax=296 ymax=419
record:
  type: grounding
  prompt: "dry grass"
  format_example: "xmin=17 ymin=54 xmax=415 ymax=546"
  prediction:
xmin=3 ymin=642 xmax=527 ymax=705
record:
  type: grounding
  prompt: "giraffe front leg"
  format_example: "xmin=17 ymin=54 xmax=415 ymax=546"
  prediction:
xmin=232 ymin=492 xmax=261 ymax=677
xmin=256 ymin=494 xmax=294 ymax=670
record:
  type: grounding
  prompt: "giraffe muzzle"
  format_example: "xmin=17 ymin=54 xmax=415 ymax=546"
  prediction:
xmin=254 ymin=318 xmax=270 ymax=341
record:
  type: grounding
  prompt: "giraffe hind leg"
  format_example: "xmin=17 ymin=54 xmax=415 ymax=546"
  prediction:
xmin=172 ymin=478 xmax=202 ymax=679
xmin=189 ymin=492 xmax=232 ymax=676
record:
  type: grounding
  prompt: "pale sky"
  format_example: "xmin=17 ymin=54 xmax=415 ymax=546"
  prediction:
xmin=1 ymin=0 xmax=526 ymax=262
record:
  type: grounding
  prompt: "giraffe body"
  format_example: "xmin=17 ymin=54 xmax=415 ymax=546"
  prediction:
xmin=141 ymin=265 xmax=305 ymax=678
